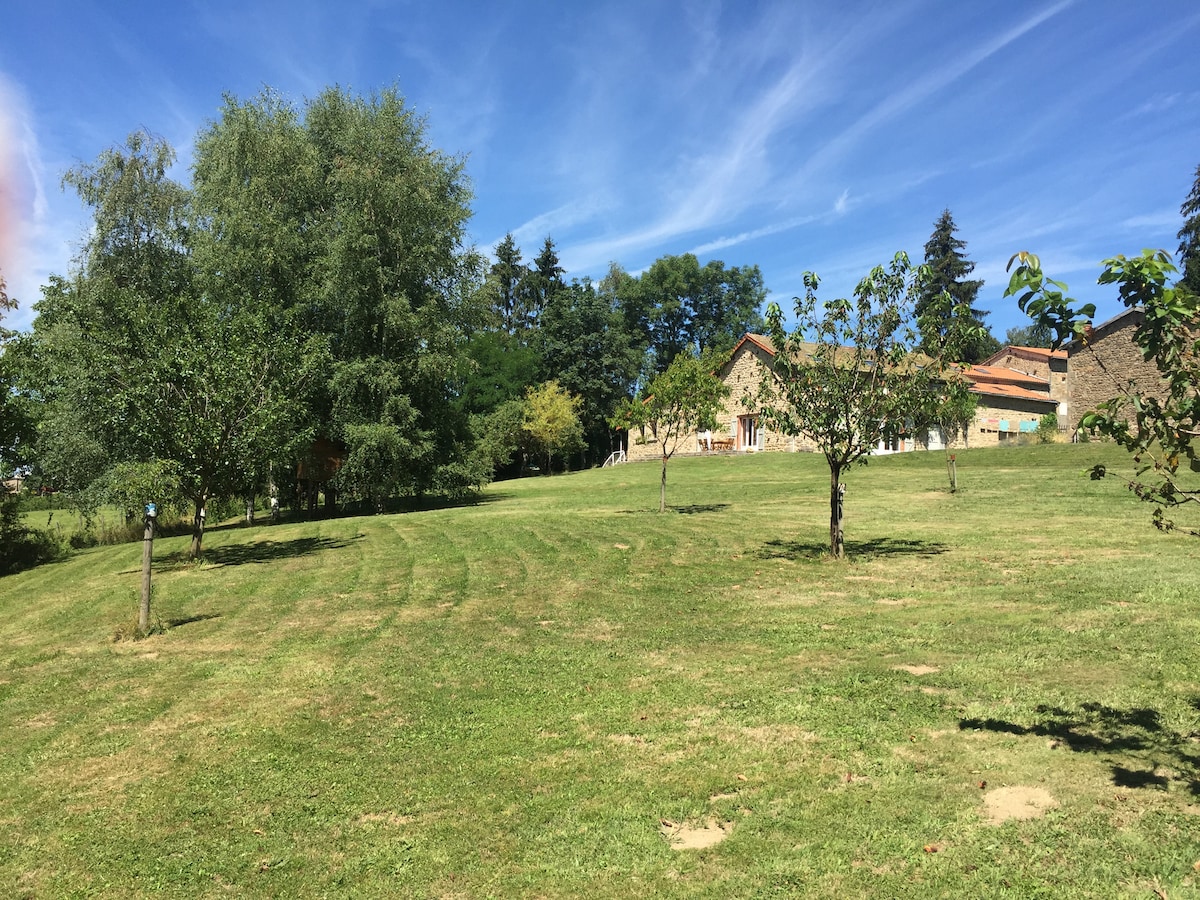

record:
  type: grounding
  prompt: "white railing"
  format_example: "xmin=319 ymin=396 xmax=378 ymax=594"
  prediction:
xmin=602 ymin=450 xmax=627 ymax=468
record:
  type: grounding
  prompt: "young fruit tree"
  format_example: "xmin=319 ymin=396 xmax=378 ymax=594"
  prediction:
xmin=755 ymin=252 xmax=963 ymax=557
xmin=611 ymin=349 xmax=729 ymax=513
xmin=1005 ymin=249 xmax=1199 ymax=534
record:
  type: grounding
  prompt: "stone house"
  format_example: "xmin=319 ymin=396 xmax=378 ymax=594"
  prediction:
xmin=980 ymin=345 xmax=1069 ymax=423
xmin=959 ymin=361 xmax=1060 ymax=446
xmin=1064 ymin=308 xmax=1164 ymax=435
xmin=624 ymin=333 xmax=1060 ymax=460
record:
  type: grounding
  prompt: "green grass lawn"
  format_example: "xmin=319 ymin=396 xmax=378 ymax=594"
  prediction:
xmin=2 ymin=444 xmax=1198 ymax=898
xmin=17 ymin=502 xmax=135 ymax=544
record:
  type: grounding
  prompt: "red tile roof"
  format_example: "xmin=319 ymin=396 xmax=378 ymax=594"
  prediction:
xmin=968 ymin=381 xmax=1058 ymax=404
xmin=963 ymin=364 xmax=1049 ymax=388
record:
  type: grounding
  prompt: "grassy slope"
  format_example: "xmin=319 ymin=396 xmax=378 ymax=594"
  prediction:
xmin=1 ymin=444 xmax=1198 ymax=898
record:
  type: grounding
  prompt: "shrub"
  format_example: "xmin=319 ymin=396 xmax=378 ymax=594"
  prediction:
xmin=1037 ymin=412 xmax=1059 ymax=444
xmin=0 ymin=498 xmax=69 ymax=575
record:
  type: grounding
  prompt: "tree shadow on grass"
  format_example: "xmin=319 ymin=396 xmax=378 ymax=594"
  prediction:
xmin=166 ymin=612 xmax=222 ymax=628
xmin=960 ymin=701 xmax=1200 ymax=796
xmin=616 ymin=503 xmax=731 ymax=515
xmin=758 ymin=536 xmax=948 ymax=561
xmin=262 ymin=491 xmax=516 ymax=524
xmin=161 ymin=535 xmax=364 ymax=569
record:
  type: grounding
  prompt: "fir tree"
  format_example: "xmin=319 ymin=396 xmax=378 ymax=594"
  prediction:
xmin=522 ymin=236 xmax=566 ymax=325
xmin=915 ymin=210 xmax=999 ymax=363
xmin=490 ymin=233 xmax=528 ymax=335
xmin=1177 ymin=163 xmax=1200 ymax=295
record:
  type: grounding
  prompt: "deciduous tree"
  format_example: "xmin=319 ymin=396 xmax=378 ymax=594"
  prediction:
xmin=612 ymin=348 xmax=729 ymax=513
xmin=522 ymin=381 xmax=583 ymax=474
xmin=27 ymin=132 xmax=313 ymax=558
xmin=537 ymin=278 xmax=640 ymax=464
xmin=1005 ymin=249 xmax=1199 ymax=534
xmin=615 ymin=254 xmax=766 ymax=376
xmin=756 ymin=253 xmax=959 ymax=557
xmin=0 ymin=271 xmax=33 ymax=477
xmin=193 ymin=87 xmax=482 ymax=508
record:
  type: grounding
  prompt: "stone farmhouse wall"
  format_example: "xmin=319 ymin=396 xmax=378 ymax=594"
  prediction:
xmin=983 ymin=347 xmax=1070 ymax=423
xmin=623 ymin=340 xmax=806 ymax=462
xmin=1067 ymin=310 xmax=1164 ymax=433
xmin=964 ymin=396 xmax=1058 ymax=448
xmin=717 ymin=340 xmax=815 ymax=452
xmin=621 ymin=335 xmax=1059 ymax=461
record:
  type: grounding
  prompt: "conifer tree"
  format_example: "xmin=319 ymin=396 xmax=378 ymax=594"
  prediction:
xmin=915 ymin=210 xmax=999 ymax=363
xmin=1177 ymin=163 xmax=1200 ymax=295
xmin=490 ymin=233 xmax=528 ymax=335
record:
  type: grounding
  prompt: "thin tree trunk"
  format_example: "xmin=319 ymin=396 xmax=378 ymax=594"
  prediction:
xmin=660 ymin=454 xmax=668 ymax=513
xmin=190 ymin=496 xmax=207 ymax=560
xmin=829 ymin=466 xmax=845 ymax=558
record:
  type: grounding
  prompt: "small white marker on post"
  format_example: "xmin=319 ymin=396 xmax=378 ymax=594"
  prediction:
xmin=140 ymin=502 xmax=157 ymax=633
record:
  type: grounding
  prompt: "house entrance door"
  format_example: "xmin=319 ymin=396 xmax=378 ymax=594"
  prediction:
xmin=738 ymin=415 xmax=759 ymax=451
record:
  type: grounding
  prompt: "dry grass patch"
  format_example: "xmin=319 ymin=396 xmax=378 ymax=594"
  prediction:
xmin=982 ymin=786 xmax=1059 ymax=824
xmin=892 ymin=664 xmax=940 ymax=676
xmin=659 ymin=817 xmax=733 ymax=850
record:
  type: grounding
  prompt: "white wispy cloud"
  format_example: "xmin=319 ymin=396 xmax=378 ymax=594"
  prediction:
xmin=557 ymin=22 xmax=847 ymax=271
xmin=790 ymin=0 xmax=1075 ymax=187
xmin=502 ymin=195 xmax=615 ymax=254
xmin=1120 ymin=209 xmax=1182 ymax=232
xmin=688 ymin=213 xmax=825 ymax=257
xmin=0 ymin=72 xmax=58 ymax=331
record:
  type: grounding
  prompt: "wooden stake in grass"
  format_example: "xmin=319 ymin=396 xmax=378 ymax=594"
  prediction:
xmin=139 ymin=503 xmax=157 ymax=632
xmin=832 ymin=482 xmax=845 ymax=557
xmin=947 ymin=453 xmax=957 ymax=493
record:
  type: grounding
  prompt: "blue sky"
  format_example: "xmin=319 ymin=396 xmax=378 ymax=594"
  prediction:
xmin=2 ymin=0 xmax=1198 ymax=338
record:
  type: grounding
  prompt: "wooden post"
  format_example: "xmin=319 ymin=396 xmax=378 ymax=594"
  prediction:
xmin=947 ymin=454 xmax=958 ymax=493
xmin=139 ymin=504 xmax=156 ymax=632
xmin=833 ymin=483 xmax=846 ymax=558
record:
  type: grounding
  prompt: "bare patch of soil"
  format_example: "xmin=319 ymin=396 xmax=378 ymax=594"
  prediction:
xmin=893 ymin=664 xmax=939 ymax=675
xmin=659 ymin=817 xmax=732 ymax=850
xmin=983 ymin=786 xmax=1058 ymax=824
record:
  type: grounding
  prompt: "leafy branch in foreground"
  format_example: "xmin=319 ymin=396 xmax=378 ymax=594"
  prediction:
xmin=1005 ymin=249 xmax=1199 ymax=534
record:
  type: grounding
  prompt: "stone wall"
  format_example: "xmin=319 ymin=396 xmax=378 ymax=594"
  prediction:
xmin=624 ymin=341 xmax=806 ymax=462
xmin=621 ymin=338 xmax=1056 ymax=461
xmin=984 ymin=349 xmax=1070 ymax=423
xmin=1067 ymin=310 xmax=1164 ymax=433
xmin=988 ymin=348 xmax=1054 ymax=380
xmin=960 ymin=395 xmax=1058 ymax=448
